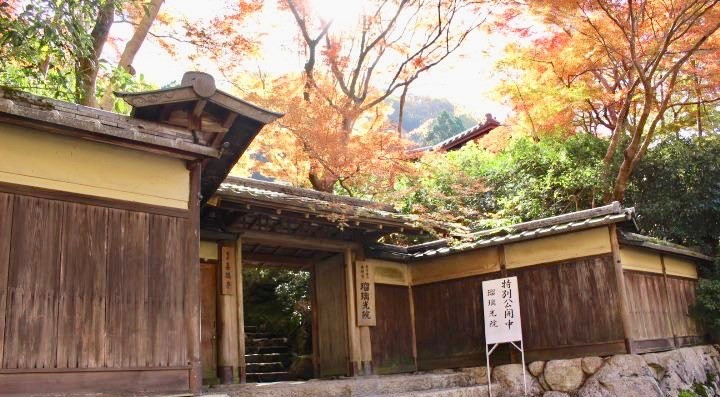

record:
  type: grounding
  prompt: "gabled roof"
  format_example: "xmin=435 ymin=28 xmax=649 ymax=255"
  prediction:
xmin=117 ymin=72 xmax=283 ymax=201
xmin=406 ymin=113 xmax=500 ymax=155
xmin=212 ymin=177 xmax=449 ymax=234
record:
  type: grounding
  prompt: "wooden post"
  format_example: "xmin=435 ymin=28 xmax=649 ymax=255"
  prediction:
xmin=310 ymin=264 xmax=320 ymax=377
xmin=497 ymin=245 xmax=517 ymax=364
xmin=360 ymin=326 xmax=372 ymax=375
xmin=408 ymin=285 xmax=418 ymax=371
xmin=608 ymin=224 xmax=635 ymax=353
xmin=660 ymin=254 xmax=679 ymax=348
xmin=344 ymin=248 xmax=362 ymax=375
xmin=187 ymin=161 xmax=202 ymax=395
xmin=217 ymin=242 xmax=239 ymax=383
xmin=235 ymin=237 xmax=246 ymax=383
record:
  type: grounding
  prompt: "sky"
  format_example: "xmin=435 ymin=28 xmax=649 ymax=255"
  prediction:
xmin=111 ymin=0 xmax=514 ymax=122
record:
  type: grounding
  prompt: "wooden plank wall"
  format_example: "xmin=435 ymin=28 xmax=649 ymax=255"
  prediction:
xmin=509 ymin=255 xmax=626 ymax=360
xmin=666 ymin=276 xmax=702 ymax=345
xmin=623 ymin=271 xmax=703 ymax=352
xmin=623 ymin=271 xmax=675 ymax=351
xmin=315 ymin=254 xmax=349 ymax=377
xmin=0 ymin=191 xmax=191 ymax=393
xmin=412 ymin=273 xmax=500 ymax=370
xmin=370 ymin=285 xmax=415 ymax=374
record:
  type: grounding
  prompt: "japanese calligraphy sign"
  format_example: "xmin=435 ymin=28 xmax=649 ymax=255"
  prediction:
xmin=355 ymin=261 xmax=376 ymax=326
xmin=482 ymin=276 xmax=522 ymax=344
xmin=220 ymin=245 xmax=236 ymax=295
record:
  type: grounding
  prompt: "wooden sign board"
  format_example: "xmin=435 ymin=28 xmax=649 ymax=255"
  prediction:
xmin=482 ymin=276 xmax=522 ymax=344
xmin=220 ymin=245 xmax=236 ymax=295
xmin=355 ymin=261 xmax=376 ymax=326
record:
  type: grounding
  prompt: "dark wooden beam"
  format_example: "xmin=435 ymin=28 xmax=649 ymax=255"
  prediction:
xmin=243 ymin=252 xmax=315 ymax=268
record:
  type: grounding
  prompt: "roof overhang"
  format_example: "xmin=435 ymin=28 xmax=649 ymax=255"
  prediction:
xmin=117 ymin=72 xmax=283 ymax=201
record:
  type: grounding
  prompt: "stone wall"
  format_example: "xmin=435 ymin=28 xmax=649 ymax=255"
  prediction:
xmin=489 ymin=345 xmax=720 ymax=397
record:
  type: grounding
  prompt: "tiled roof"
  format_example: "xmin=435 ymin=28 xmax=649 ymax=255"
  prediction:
xmin=215 ymin=177 xmax=453 ymax=232
xmin=368 ymin=202 xmax=638 ymax=261
xmin=0 ymin=89 xmax=219 ymax=157
xmin=406 ymin=114 xmax=500 ymax=155
xmin=619 ymin=231 xmax=713 ymax=262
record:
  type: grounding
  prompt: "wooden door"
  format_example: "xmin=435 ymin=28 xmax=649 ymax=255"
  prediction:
xmin=314 ymin=254 xmax=349 ymax=377
xmin=200 ymin=262 xmax=218 ymax=383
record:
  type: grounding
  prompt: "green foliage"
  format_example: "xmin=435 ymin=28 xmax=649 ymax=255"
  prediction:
xmin=398 ymin=133 xmax=611 ymax=230
xmin=426 ymin=111 xmax=467 ymax=145
xmin=0 ymin=1 xmax=103 ymax=101
xmin=626 ymin=135 xmax=720 ymax=255
xmin=693 ymin=261 xmax=720 ymax=340
xmin=0 ymin=0 xmax=152 ymax=106
xmin=243 ymin=268 xmax=312 ymax=355
xmin=99 ymin=66 xmax=155 ymax=113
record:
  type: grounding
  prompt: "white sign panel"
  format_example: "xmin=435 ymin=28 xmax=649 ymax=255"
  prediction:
xmin=482 ymin=276 xmax=522 ymax=344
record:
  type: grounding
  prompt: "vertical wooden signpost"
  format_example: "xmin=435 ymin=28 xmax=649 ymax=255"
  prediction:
xmin=356 ymin=261 xmax=376 ymax=326
xmin=482 ymin=276 xmax=526 ymax=397
xmin=355 ymin=259 xmax=375 ymax=375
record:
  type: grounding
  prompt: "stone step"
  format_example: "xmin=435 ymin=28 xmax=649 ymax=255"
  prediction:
xmin=246 ymin=345 xmax=290 ymax=355
xmin=246 ymin=371 xmax=292 ymax=383
xmin=216 ymin=369 xmax=486 ymax=397
xmin=245 ymin=337 xmax=288 ymax=347
xmin=384 ymin=385 xmax=488 ymax=397
xmin=245 ymin=332 xmax=274 ymax=339
xmin=246 ymin=361 xmax=286 ymax=373
xmin=245 ymin=353 xmax=292 ymax=364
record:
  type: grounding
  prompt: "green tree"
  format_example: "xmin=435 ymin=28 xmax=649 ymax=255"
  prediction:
xmin=426 ymin=111 xmax=467 ymax=145
xmin=396 ymin=133 xmax=612 ymax=229
xmin=626 ymin=135 xmax=720 ymax=255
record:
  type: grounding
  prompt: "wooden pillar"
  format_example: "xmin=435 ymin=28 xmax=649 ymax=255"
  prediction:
xmin=408 ymin=285 xmax=418 ymax=371
xmin=235 ymin=237 xmax=246 ymax=383
xmin=310 ymin=265 xmax=320 ymax=378
xmin=660 ymin=254 xmax=679 ymax=347
xmin=187 ymin=162 xmax=202 ymax=395
xmin=217 ymin=242 xmax=239 ymax=383
xmin=344 ymin=248 xmax=362 ymax=375
xmin=608 ymin=224 xmax=635 ymax=353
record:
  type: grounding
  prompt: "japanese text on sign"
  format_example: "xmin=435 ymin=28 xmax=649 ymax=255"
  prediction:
xmin=482 ymin=276 xmax=522 ymax=344
xmin=355 ymin=261 xmax=376 ymax=326
xmin=220 ymin=245 xmax=236 ymax=295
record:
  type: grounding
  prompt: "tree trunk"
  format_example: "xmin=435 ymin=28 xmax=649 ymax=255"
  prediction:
xmin=397 ymin=85 xmax=408 ymax=137
xmin=76 ymin=1 xmax=115 ymax=107
xmin=100 ymin=0 xmax=165 ymax=110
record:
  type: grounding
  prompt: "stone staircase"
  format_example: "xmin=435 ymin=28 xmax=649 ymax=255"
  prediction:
xmin=244 ymin=325 xmax=293 ymax=383
xmin=213 ymin=368 xmax=491 ymax=397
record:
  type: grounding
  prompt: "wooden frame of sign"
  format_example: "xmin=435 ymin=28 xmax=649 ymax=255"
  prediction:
xmin=355 ymin=261 xmax=376 ymax=327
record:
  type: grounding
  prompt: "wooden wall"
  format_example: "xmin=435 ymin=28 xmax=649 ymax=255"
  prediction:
xmin=412 ymin=273 xmax=500 ymax=370
xmin=0 ymin=191 xmax=191 ymax=394
xmin=370 ymin=285 xmax=415 ymax=374
xmin=315 ymin=254 xmax=349 ymax=378
xmin=666 ymin=276 xmax=702 ymax=346
xmin=509 ymin=255 xmax=626 ymax=360
xmin=624 ymin=270 xmax=703 ymax=352
xmin=409 ymin=254 xmax=627 ymax=367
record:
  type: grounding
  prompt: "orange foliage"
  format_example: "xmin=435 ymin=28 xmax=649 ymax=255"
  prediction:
xmin=495 ymin=0 xmax=720 ymax=200
xmin=233 ymin=74 xmax=417 ymax=196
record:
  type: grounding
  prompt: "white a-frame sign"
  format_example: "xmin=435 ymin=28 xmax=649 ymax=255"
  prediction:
xmin=482 ymin=276 xmax=527 ymax=396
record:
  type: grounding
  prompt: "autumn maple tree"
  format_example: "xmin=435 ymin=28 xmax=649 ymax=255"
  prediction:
xmin=272 ymin=0 xmax=490 ymax=192
xmin=496 ymin=0 xmax=720 ymax=201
